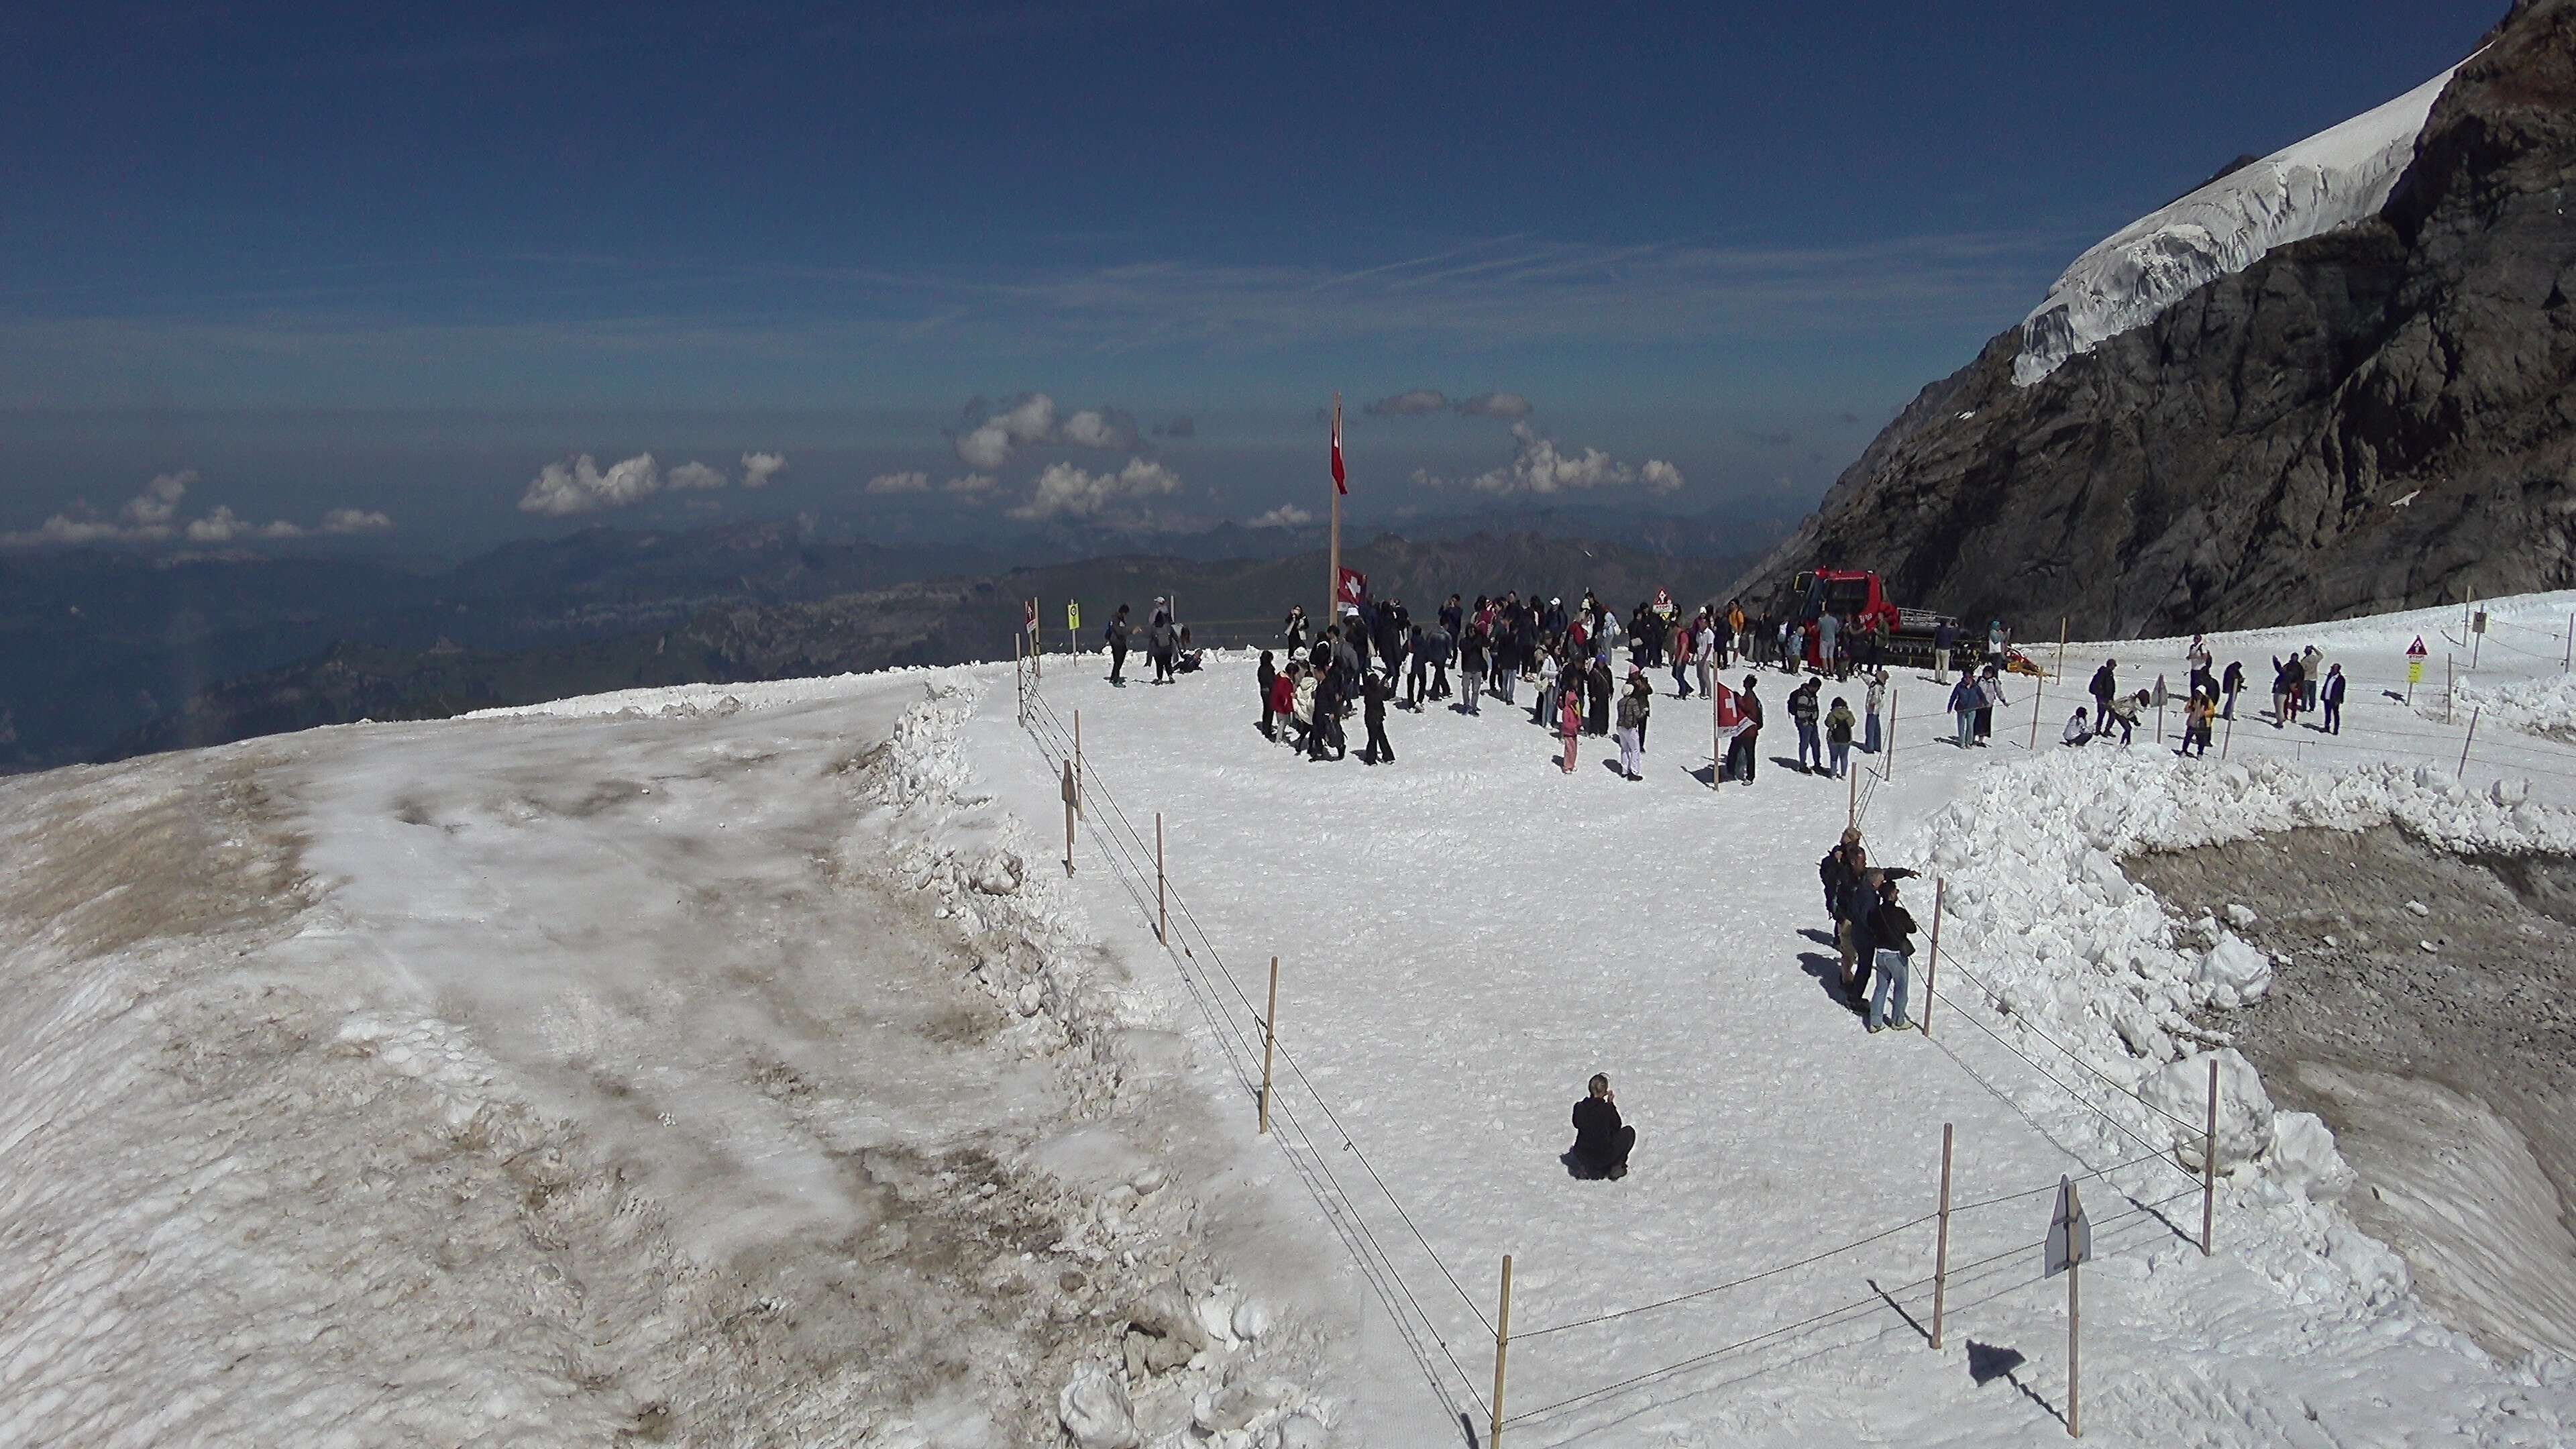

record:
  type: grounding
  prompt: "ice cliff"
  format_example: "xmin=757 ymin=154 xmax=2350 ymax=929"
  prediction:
xmin=2013 ymin=62 xmax=2465 ymax=387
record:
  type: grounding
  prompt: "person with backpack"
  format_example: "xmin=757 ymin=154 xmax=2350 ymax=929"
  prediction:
xmin=1725 ymin=676 xmax=1764 ymax=785
xmin=1105 ymin=605 xmax=1133 ymax=686
xmin=1256 ymin=650 xmax=1279 ymax=739
xmin=1360 ymin=668 xmax=1396 ymax=765
xmin=1867 ymin=876 xmax=1919 ymax=1033
xmin=1568 ymin=1074 xmax=1633 ymax=1180
xmin=2088 ymin=658 xmax=2118 ymax=732
xmin=1789 ymin=678 xmax=1824 ymax=773
xmin=1824 ymin=694 xmax=1856 ymax=778
xmin=1615 ymin=672 xmax=1651 ymax=781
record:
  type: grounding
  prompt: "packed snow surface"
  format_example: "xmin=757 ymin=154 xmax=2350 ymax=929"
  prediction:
xmin=10 ymin=589 xmax=2576 ymax=1444
xmin=2013 ymin=60 xmax=2463 ymax=386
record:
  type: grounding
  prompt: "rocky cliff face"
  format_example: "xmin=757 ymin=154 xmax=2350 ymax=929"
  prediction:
xmin=1739 ymin=0 xmax=2576 ymax=638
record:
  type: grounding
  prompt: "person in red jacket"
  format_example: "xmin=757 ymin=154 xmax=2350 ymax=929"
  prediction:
xmin=1267 ymin=665 xmax=1298 ymax=751
xmin=1559 ymin=678 xmax=1583 ymax=773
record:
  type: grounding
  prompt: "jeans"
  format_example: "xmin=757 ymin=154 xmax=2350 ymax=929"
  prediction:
xmin=1870 ymin=948 xmax=1912 ymax=1030
xmin=1796 ymin=721 xmax=1822 ymax=771
xmin=1462 ymin=669 xmax=1482 ymax=714
xmin=1672 ymin=662 xmax=1693 ymax=697
xmin=1865 ymin=712 xmax=1881 ymax=754
xmin=1495 ymin=667 xmax=1515 ymax=704
xmin=1956 ymin=708 xmax=1974 ymax=747
xmin=1828 ymin=740 xmax=1850 ymax=777
xmin=2324 ymin=698 xmax=2341 ymax=733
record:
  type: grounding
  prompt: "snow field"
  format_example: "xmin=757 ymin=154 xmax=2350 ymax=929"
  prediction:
xmin=985 ymin=590 xmax=2576 ymax=1445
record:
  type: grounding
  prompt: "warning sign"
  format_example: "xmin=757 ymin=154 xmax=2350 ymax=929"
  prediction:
xmin=2406 ymin=637 xmax=2429 ymax=659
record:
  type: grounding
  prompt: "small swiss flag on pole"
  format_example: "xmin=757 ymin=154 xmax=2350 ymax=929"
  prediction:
xmin=1330 ymin=396 xmax=1347 ymax=496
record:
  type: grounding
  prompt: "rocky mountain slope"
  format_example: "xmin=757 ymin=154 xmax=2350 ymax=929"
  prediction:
xmin=1737 ymin=0 xmax=2576 ymax=639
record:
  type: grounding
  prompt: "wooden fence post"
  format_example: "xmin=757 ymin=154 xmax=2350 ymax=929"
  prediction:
xmin=1491 ymin=1254 xmax=1514 ymax=1449
xmin=2221 ymin=712 xmax=2235 ymax=761
xmin=2202 ymin=1056 xmax=2219 ymax=1256
xmin=1932 ymin=1122 xmax=1953 ymax=1350
xmin=2068 ymin=1178 xmax=2084 ymax=1439
xmin=1847 ymin=749 xmax=1860 ymax=829
xmin=1156 ymin=812 xmax=1167 ymax=943
xmin=2459 ymin=707 xmax=2481 ymax=780
xmin=1885 ymin=690 xmax=1898 ymax=782
xmin=1034 ymin=598 xmax=1043 ymax=680
xmin=1260 ymin=957 xmax=1279 ymax=1135
xmin=1015 ymin=633 xmax=1025 ymax=725
xmin=2565 ymin=611 xmax=2572 ymax=672
xmin=1073 ymin=710 xmax=1083 ymax=818
xmin=1921 ymin=879 xmax=1945 ymax=1039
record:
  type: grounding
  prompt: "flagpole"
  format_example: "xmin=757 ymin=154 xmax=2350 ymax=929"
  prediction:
xmin=1328 ymin=392 xmax=1342 ymax=631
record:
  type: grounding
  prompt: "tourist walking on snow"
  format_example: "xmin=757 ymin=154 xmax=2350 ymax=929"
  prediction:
xmin=1950 ymin=673 xmax=1980 ymax=749
xmin=1725 ymin=676 xmax=1764 ymax=785
xmin=1932 ymin=619 xmax=1956 ymax=684
xmin=2300 ymin=645 xmax=2325 ymax=712
xmin=1558 ymin=676 xmax=1583 ymax=774
xmin=1825 ymin=694 xmax=1856 ymax=778
xmin=2181 ymin=688 xmax=2217 ymax=757
xmin=2088 ymin=658 xmax=2118 ymax=732
xmin=1569 ymin=1074 xmax=1633 ymax=1180
xmin=1790 ymin=678 xmax=1824 ymax=773
xmin=1868 ymin=877 xmax=1919 ymax=1033
xmin=1106 ymin=605 xmax=1132 ymax=686
xmin=2104 ymin=689 xmax=2144 ymax=746
xmin=1360 ymin=669 xmax=1395 ymax=764
xmin=1616 ymin=673 xmax=1650 ymax=781
xmin=1974 ymin=664 xmax=2006 ymax=745
xmin=1458 ymin=624 xmax=1487 ymax=715
xmin=1268 ymin=662 xmax=1298 ymax=748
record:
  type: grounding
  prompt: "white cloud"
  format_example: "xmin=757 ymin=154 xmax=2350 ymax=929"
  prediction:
xmin=519 ymin=451 xmax=663 ymax=516
xmin=1413 ymin=422 xmax=1682 ymax=496
xmin=122 ymin=470 xmax=193 ymax=529
xmin=740 ymin=451 xmax=787 ymax=488
xmin=943 ymin=473 xmax=997 ymax=495
xmin=955 ymin=394 xmax=1058 ymax=470
xmin=185 ymin=506 xmax=306 ymax=543
xmin=1246 ymin=504 xmax=1313 ymax=528
xmin=1 ymin=470 xmax=394 ymax=547
xmin=1456 ymin=391 xmax=1534 ymax=419
xmin=952 ymin=394 xmax=1146 ymax=468
xmin=666 ymin=460 xmax=727 ymax=491
xmin=1059 ymin=408 xmax=1139 ymax=451
xmin=1009 ymin=457 xmax=1183 ymax=521
xmin=1366 ymin=389 xmax=1449 ymax=416
xmin=320 ymin=508 xmax=394 ymax=534
xmin=865 ymin=470 xmax=932 ymax=494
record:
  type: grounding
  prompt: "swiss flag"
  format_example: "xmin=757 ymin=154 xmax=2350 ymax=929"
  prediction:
xmin=1713 ymin=684 xmax=1746 ymax=736
xmin=1336 ymin=567 xmax=1368 ymax=608
xmin=1330 ymin=396 xmax=1347 ymax=496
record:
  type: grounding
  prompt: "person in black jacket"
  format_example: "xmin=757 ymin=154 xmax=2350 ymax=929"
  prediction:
xmin=1256 ymin=651 xmax=1279 ymax=739
xmin=1360 ymin=669 xmax=1396 ymax=764
xmin=1105 ymin=605 xmax=1132 ymax=686
xmin=2321 ymin=663 xmax=2347 ymax=734
xmin=1866 ymin=877 xmax=1920 ymax=1032
xmin=1569 ymin=1073 xmax=1633 ymax=1180
xmin=2088 ymin=659 xmax=2118 ymax=732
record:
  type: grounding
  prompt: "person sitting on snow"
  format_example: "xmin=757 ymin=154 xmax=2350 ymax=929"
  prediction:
xmin=1570 ymin=1074 xmax=1634 ymax=1181
xmin=2062 ymin=709 xmax=2093 ymax=747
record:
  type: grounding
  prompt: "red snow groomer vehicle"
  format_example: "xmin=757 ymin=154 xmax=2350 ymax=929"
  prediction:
xmin=1784 ymin=569 xmax=1964 ymax=669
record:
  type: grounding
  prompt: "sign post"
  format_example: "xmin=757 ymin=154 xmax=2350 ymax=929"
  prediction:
xmin=2406 ymin=637 xmax=2428 ymax=706
xmin=1068 ymin=600 xmax=1081 ymax=639
xmin=2046 ymin=1176 xmax=2092 ymax=1438
xmin=2473 ymin=608 xmax=2488 ymax=669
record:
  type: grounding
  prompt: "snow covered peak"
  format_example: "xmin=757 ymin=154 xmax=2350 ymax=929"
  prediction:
xmin=2012 ymin=61 xmax=2465 ymax=388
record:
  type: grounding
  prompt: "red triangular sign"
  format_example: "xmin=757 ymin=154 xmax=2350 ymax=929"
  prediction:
xmin=2407 ymin=636 xmax=2428 ymax=657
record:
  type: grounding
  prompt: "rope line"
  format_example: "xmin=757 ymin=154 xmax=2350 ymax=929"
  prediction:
xmin=1513 ymin=1213 xmax=1935 ymax=1341
xmin=1016 ymin=692 xmax=1495 ymax=1419
xmin=1927 ymin=985 xmax=2200 ymax=1181
xmin=1932 ymin=959 xmax=2206 ymax=1137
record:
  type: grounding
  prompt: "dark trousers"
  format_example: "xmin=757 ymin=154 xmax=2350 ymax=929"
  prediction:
xmin=1724 ymin=733 xmax=1758 ymax=782
xmin=1109 ymin=644 xmax=1128 ymax=683
xmin=1363 ymin=718 xmax=1394 ymax=763
xmin=1573 ymin=1126 xmax=1635 ymax=1178
xmin=2094 ymin=696 xmax=2112 ymax=730
xmin=1407 ymin=659 xmax=1427 ymax=704
xmin=1153 ymin=649 xmax=1175 ymax=683
xmin=2324 ymin=699 xmax=2341 ymax=733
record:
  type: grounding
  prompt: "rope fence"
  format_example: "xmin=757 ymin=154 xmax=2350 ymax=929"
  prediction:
xmin=1013 ymin=647 xmax=2243 ymax=1441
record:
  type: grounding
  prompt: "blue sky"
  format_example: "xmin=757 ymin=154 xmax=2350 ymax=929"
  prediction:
xmin=0 ymin=1 xmax=2493 ymax=553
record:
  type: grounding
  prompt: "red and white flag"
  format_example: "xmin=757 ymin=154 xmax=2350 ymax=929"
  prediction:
xmin=1336 ymin=567 xmax=1368 ymax=608
xmin=1330 ymin=396 xmax=1347 ymax=496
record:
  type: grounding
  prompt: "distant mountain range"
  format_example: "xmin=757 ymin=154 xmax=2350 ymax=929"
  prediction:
xmin=37 ymin=516 xmax=1774 ymax=766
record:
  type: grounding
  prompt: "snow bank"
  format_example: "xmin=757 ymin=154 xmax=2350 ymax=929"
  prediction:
xmin=2453 ymin=672 xmax=2576 ymax=741
xmin=2013 ymin=60 xmax=2463 ymax=386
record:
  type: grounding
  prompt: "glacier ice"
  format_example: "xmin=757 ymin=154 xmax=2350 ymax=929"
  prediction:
xmin=2013 ymin=61 xmax=2464 ymax=387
